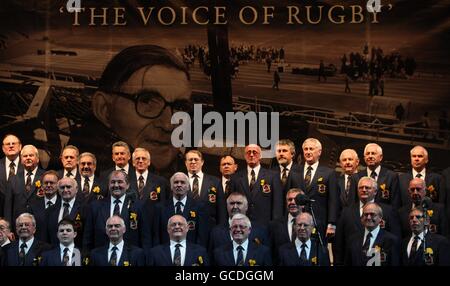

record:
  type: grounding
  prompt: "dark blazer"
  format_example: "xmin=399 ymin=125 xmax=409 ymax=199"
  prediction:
xmin=344 ymin=228 xmax=400 ymax=266
xmin=296 ymin=164 xmax=339 ymax=238
xmin=83 ymin=196 xmax=151 ymax=252
xmin=209 ymin=220 xmax=269 ymax=257
xmin=0 ymin=157 xmax=23 ymax=193
xmin=272 ymin=163 xmax=302 ymax=198
xmin=28 ymin=195 xmax=61 ymax=241
xmin=77 ymin=175 xmax=107 ymax=206
xmin=278 ymin=239 xmax=330 ymax=266
xmin=45 ymin=197 xmax=87 ymax=247
xmin=89 ymin=243 xmax=145 ymax=266
xmin=335 ymin=202 xmax=401 ymax=265
xmin=401 ymin=232 xmax=450 ymax=266
xmin=130 ymin=171 xmax=169 ymax=204
xmin=153 ymin=195 xmax=209 ymax=247
xmin=230 ymin=167 xmax=283 ymax=225
xmin=443 ymin=167 xmax=450 ymax=223
xmin=268 ymin=216 xmax=294 ymax=263
xmin=40 ymin=246 xmax=82 ymax=266
xmin=147 ymin=242 xmax=209 ymax=266
xmin=335 ymin=172 xmax=359 ymax=217
xmin=357 ymin=166 xmax=400 ymax=209
xmin=399 ymin=171 xmax=446 ymax=206
xmin=190 ymin=173 xmax=227 ymax=226
xmin=398 ymin=202 xmax=448 ymax=238
xmin=57 ymin=169 xmax=81 ymax=190
xmin=213 ymin=240 xmax=272 ymax=266
xmin=4 ymin=167 xmax=45 ymax=224
xmin=5 ymin=239 xmax=52 ymax=266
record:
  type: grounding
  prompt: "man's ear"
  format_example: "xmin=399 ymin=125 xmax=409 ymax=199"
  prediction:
xmin=92 ymin=91 xmax=112 ymax=128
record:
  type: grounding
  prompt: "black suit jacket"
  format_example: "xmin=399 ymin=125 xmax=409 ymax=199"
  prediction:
xmin=358 ymin=166 xmax=400 ymax=209
xmin=278 ymin=239 xmax=330 ymax=266
xmin=57 ymin=169 xmax=81 ymax=189
xmin=130 ymin=171 xmax=169 ymax=204
xmin=40 ymin=245 xmax=82 ymax=266
xmin=230 ymin=167 xmax=283 ymax=225
xmin=28 ymin=195 xmax=61 ymax=242
xmin=5 ymin=239 xmax=51 ymax=266
xmin=442 ymin=167 xmax=450 ymax=223
xmin=335 ymin=202 xmax=401 ymax=265
xmin=268 ymin=215 xmax=295 ymax=263
xmin=213 ymin=240 xmax=272 ymax=266
xmin=89 ymin=243 xmax=145 ymax=266
xmin=0 ymin=157 xmax=23 ymax=193
xmin=344 ymin=228 xmax=400 ymax=266
xmin=399 ymin=171 xmax=446 ymax=206
xmin=336 ymin=172 xmax=359 ymax=217
xmin=272 ymin=163 xmax=302 ymax=197
xmin=401 ymin=232 xmax=450 ymax=266
xmin=153 ymin=195 xmax=209 ymax=247
xmin=398 ymin=202 xmax=448 ymax=238
xmin=147 ymin=242 xmax=209 ymax=266
xmin=4 ymin=167 xmax=45 ymax=224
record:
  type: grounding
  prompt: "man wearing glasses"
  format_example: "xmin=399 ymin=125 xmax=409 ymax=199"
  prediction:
xmin=70 ymin=45 xmax=192 ymax=174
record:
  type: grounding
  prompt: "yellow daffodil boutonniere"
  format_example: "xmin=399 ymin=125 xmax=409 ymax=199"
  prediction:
xmin=248 ymin=259 xmax=256 ymax=266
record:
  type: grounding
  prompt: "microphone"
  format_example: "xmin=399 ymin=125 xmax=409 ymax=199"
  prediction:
xmin=421 ymin=197 xmax=432 ymax=210
xmin=295 ymin=193 xmax=315 ymax=206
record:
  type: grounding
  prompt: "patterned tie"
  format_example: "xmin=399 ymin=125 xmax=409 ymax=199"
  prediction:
xmin=236 ymin=245 xmax=244 ymax=266
xmin=291 ymin=218 xmax=297 ymax=242
xmin=8 ymin=161 xmax=15 ymax=180
xmin=281 ymin=167 xmax=288 ymax=187
xmin=370 ymin=171 xmax=377 ymax=180
xmin=62 ymin=202 xmax=70 ymax=218
xmin=345 ymin=175 xmax=351 ymax=196
xmin=173 ymin=243 xmax=182 ymax=266
xmin=19 ymin=242 xmax=27 ymax=266
xmin=62 ymin=247 xmax=70 ymax=266
xmin=416 ymin=173 xmax=422 ymax=178
xmin=192 ymin=174 xmax=199 ymax=199
xmin=175 ymin=201 xmax=183 ymax=215
xmin=300 ymin=243 xmax=307 ymax=262
xmin=138 ymin=175 xmax=145 ymax=199
xmin=304 ymin=166 xmax=312 ymax=188
xmin=409 ymin=235 xmax=420 ymax=262
xmin=82 ymin=177 xmax=90 ymax=196
xmin=113 ymin=199 xmax=121 ymax=216
xmin=249 ymin=169 xmax=256 ymax=191
xmin=362 ymin=232 xmax=372 ymax=255
xmin=25 ymin=172 xmax=32 ymax=193
xmin=109 ymin=246 xmax=118 ymax=266
xmin=225 ymin=179 xmax=231 ymax=194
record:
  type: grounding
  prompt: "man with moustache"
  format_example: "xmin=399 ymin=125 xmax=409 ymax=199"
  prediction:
xmin=78 ymin=152 xmax=106 ymax=204
xmin=229 ymin=144 xmax=283 ymax=225
xmin=336 ymin=149 xmax=360 ymax=213
xmin=4 ymin=144 xmax=45 ymax=225
xmin=399 ymin=145 xmax=446 ymax=206
xmin=398 ymin=178 xmax=448 ymax=238
xmin=70 ymin=45 xmax=192 ymax=175
xmin=219 ymin=155 xmax=238 ymax=195
xmin=27 ymin=170 xmax=61 ymax=241
xmin=357 ymin=143 xmax=400 ymax=209
xmin=273 ymin=139 xmax=302 ymax=198
xmin=0 ymin=134 xmax=23 ymax=214
xmin=57 ymin=145 xmax=80 ymax=183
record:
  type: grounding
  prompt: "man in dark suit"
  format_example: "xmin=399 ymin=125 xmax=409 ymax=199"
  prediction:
xmin=5 ymin=213 xmax=51 ymax=266
xmin=269 ymin=188 xmax=303 ymax=262
xmin=28 ymin=170 xmax=61 ymax=241
xmin=0 ymin=217 xmax=13 ymax=249
xmin=99 ymin=141 xmax=136 ymax=191
xmin=357 ymin=143 xmax=400 ymax=209
xmin=344 ymin=202 xmax=400 ymax=266
xmin=278 ymin=212 xmax=330 ymax=266
xmin=0 ymin=134 xmax=23 ymax=209
xmin=213 ymin=213 xmax=272 ymax=266
xmin=40 ymin=218 xmax=82 ymax=266
xmin=296 ymin=138 xmax=338 ymax=241
xmin=335 ymin=176 xmax=401 ymax=265
xmin=401 ymin=207 xmax=450 ymax=266
xmin=57 ymin=145 xmax=81 ymax=186
xmin=153 ymin=172 xmax=209 ymax=247
xmin=230 ymin=144 xmax=283 ymax=225
xmin=273 ymin=139 xmax=302 ymax=201
xmin=443 ymin=167 xmax=450 ymax=223
xmin=336 ymin=149 xmax=360 ymax=215
xmin=4 ymin=144 xmax=45 ymax=225
xmin=219 ymin=155 xmax=238 ymax=195
xmin=130 ymin=147 xmax=169 ymax=204
xmin=147 ymin=214 xmax=209 ymax=266
xmin=89 ymin=215 xmax=145 ymax=266
xmin=77 ymin=152 xmax=106 ymax=204
xmin=209 ymin=192 xmax=269 ymax=258
xmin=83 ymin=170 xmax=151 ymax=253
xmin=399 ymin=146 xmax=446 ymax=206
xmin=45 ymin=177 xmax=87 ymax=248
xmin=185 ymin=150 xmax=226 ymax=226
xmin=398 ymin=178 xmax=448 ymax=238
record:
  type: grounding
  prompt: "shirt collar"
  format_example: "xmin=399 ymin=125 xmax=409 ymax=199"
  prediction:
xmin=412 ymin=169 xmax=426 ymax=179
xmin=109 ymin=240 xmax=124 ymax=252
xmin=247 ymin=164 xmax=261 ymax=175
xmin=367 ymin=165 xmax=381 ymax=177
xmin=173 ymin=196 xmax=187 ymax=206
xmin=233 ymin=239 xmax=249 ymax=251
xmin=59 ymin=243 xmax=75 ymax=252
xmin=136 ymin=170 xmax=148 ymax=181
xmin=111 ymin=194 xmax=126 ymax=204
xmin=280 ymin=161 xmax=293 ymax=172
xmin=189 ymin=171 xmax=204 ymax=180
xmin=295 ymin=238 xmax=311 ymax=249
xmin=116 ymin=164 xmax=129 ymax=173
xmin=304 ymin=161 xmax=319 ymax=172
xmin=170 ymin=240 xmax=187 ymax=248
xmin=20 ymin=237 xmax=34 ymax=250
xmin=365 ymin=225 xmax=380 ymax=240
xmin=64 ymin=169 xmax=77 ymax=177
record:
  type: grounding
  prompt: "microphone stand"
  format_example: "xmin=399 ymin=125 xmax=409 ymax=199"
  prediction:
xmin=421 ymin=204 xmax=429 ymax=264
xmin=305 ymin=201 xmax=326 ymax=252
